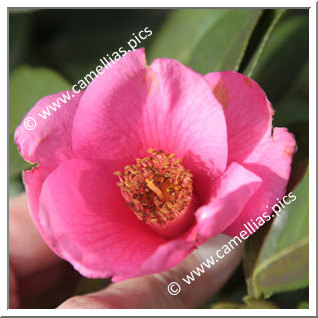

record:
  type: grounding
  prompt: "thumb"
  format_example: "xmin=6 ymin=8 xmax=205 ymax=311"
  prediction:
xmin=58 ymin=234 xmax=244 ymax=309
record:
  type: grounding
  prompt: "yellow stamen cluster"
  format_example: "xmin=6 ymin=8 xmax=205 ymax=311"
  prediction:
xmin=114 ymin=149 xmax=193 ymax=226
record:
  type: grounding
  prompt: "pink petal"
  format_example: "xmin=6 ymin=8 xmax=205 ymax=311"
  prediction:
xmin=113 ymin=236 xmax=194 ymax=282
xmin=15 ymin=91 xmax=83 ymax=254
xmin=23 ymin=167 xmax=64 ymax=258
xmin=195 ymin=162 xmax=262 ymax=244
xmin=223 ymin=127 xmax=296 ymax=236
xmin=14 ymin=90 xmax=83 ymax=174
xmin=37 ymin=158 xmax=168 ymax=278
xmin=204 ymin=71 xmax=273 ymax=164
xmin=72 ymin=48 xmax=228 ymax=178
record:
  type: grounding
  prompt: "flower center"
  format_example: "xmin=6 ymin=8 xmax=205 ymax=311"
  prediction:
xmin=114 ymin=149 xmax=193 ymax=227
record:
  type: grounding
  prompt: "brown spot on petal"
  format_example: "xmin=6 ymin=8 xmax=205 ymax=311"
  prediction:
xmin=144 ymin=67 xmax=159 ymax=95
xmin=121 ymin=67 xmax=138 ymax=79
xmin=212 ymin=80 xmax=229 ymax=109
xmin=243 ymin=77 xmax=253 ymax=87
xmin=284 ymin=144 xmax=296 ymax=157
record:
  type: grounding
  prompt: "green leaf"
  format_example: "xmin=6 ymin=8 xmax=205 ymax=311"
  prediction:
xmin=250 ymin=12 xmax=309 ymax=104
xmin=241 ymin=9 xmax=286 ymax=77
xmin=241 ymin=295 xmax=278 ymax=309
xmin=188 ymin=9 xmax=263 ymax=73
xmin=211 ymin=302 xmax=242 ymax=309
xmin=9 ymin=178 xmax=24 ymax=198
xmin=273 ymin=63 xmax=309 ymax=127
xmin=245 ymin=171 xmax=309 ymax=298
xmin=74 ymin=277 xmax=108 ymax=296
xmin=9 ymin=66 xmax=70 ymax=179
xmin=297 ymin=301 xmax=309 ymax=309
xmin=149 ymin=9 xmax=263 ymax=73
xmin=211 ymin=295 xmax=278 ymax=309
xmin=9 ymin=12 xmax=32 ymax=70
xmin=149 ymin=9 xmax=229 ymax=63
xmin=243 ymin=221 xmax=272 ymax=285
xmin=9 ymin=65 xmax=71 ymax=134
xmin=9 ymin=9 xmax=39 ymax=14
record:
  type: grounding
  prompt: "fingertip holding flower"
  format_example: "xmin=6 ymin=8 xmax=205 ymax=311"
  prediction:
xmin=15 ymin=48 xmax=296 ymax=280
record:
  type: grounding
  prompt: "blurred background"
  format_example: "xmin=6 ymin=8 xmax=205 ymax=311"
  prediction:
xmin=9 ymin=8 xmax=309 ymax=309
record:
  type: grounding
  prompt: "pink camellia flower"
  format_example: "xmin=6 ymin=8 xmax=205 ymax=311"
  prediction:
xmin=15 ymin=48 xmax=296 ymax=281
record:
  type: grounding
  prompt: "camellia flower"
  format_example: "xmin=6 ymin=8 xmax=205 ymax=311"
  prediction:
xmin=15 ymin=48 xmax=296 ymax=281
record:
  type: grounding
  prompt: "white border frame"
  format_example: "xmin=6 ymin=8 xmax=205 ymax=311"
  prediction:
xmin=3 ymin=1 xmax=316 ymax=316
